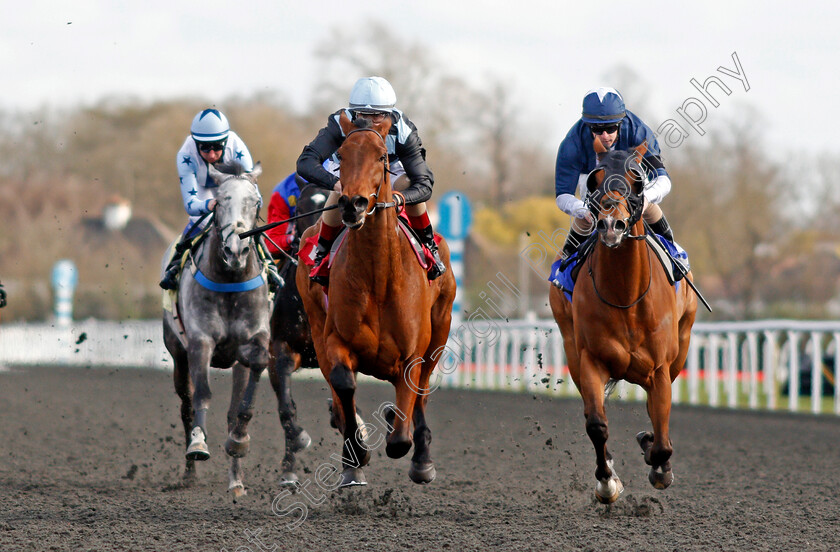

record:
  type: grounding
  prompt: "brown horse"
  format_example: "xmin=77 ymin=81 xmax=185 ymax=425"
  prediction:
xmin=549 ymin=141 xmax=697 ymax=503
xmin=297 ymin=112 xmax=456 ymax=487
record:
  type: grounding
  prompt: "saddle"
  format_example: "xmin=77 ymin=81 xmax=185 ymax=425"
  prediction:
xmin=299 ymin=214 xmax=441 ymax=291
xmin=549 ymin=231 xmax=689 ymax=301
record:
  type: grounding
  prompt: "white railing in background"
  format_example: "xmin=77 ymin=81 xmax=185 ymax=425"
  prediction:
xmin=1 ymin=319 xmax=838 ymax=415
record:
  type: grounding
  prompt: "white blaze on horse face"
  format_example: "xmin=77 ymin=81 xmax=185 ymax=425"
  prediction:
xmin=216 ymin=179 xmax=261 ymax=270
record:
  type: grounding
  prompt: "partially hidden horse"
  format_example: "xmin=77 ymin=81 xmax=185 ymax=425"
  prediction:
xmin=549 ymin=141 xmax=698 ymax=503
xmin=266 ymin=183 xmax=327 ymax=485
xmin=162 ymin=161 xmax=271 ymax=497
xmin=297 ymin=112 xmax=457 ymax=487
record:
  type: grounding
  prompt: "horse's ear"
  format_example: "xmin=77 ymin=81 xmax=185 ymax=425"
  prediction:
xmin=586 ymin=168 xmax=604 ymax=194
xmin=593 ymin=137 xmax=607 ymax=155
xmin=374 ymin=115 xmax=392 ymax=138
xmin=208 ymin=163 xmax=224 ymax=185
xmin=633 ymin=141 xmax=648 ymax=162
xmin=339 ymin=110 xmax=354 ymax=135
xmin=249 ymin=161 xmax=262 ymax=180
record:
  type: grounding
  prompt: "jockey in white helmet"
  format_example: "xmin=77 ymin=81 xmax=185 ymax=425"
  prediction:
xmin=297 ymin=76 xmax=446 ymax=286
xmin=161 ymin=108 xmax=280 ymax=291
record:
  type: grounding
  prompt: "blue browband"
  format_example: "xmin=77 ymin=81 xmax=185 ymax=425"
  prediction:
xmin=193 ymin=269 xmax=265 ymax=292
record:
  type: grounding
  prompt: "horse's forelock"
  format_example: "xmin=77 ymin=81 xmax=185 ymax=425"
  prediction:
xmin=353 ymin=116 xmax=373 ymax=130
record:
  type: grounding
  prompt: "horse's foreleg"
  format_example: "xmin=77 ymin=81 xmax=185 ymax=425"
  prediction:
xmin=223 ymin=363 xmax=249 ymax=497
xmin=579 ymin=352 xmax=623 ymax=504
xmin=186 ymin=340 xmax=214 ymax=461
xmin=172 ymin=348 xmax=196 ymax=481
xmin=387 ymin=361 xmax=422 ymax=460
xmin=329 ymin=360 xmax=369 ymax=487
xmin=269 ymin=346 xmax=311 ymax=486
xmin=638 ymin=367 xmax=675 ymax=490
xmin=409 ymin=392 xmax=435 ymax=484
xmin=226 ymin=339 xmax=270 ymax=459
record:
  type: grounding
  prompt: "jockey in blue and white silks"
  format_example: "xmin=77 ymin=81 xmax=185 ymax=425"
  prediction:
xmin=161 ymin=108 xmax=263 ymax=291
xmin=554 ymin=87 xmax=678 ymax=264
xmin=176 ymin=109 xmax=255 ymax=239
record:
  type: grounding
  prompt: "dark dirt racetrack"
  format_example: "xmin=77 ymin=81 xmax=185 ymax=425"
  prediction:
xmin=1 ymin=365 xmax=839 ymax=552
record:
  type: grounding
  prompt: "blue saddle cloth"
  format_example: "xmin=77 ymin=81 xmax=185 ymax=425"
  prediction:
xmin=549 ymin=233 xmax=688 ymax=301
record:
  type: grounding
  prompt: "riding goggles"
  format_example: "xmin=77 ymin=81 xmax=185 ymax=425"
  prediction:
xmin=353 ymin=110 xmax=388 ymax=122
xmin=198 ymin=141 xmax=227 ymax=153
xmin=588 ymin=123 xmax=620 ymax=135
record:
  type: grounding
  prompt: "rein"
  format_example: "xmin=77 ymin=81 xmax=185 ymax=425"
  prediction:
xmin=587 ymin=231 xmax=653 ymax=309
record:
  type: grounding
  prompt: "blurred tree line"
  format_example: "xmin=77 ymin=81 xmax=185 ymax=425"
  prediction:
xmin=1 ymin=24 xmax=838 ymax=322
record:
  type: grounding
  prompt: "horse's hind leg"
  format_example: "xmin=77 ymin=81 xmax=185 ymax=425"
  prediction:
xmin=409 ymin=391 xmax=435 ymax=484
xmin=637 ymin=367 xmax=675 ymax=490
xmin=268 ymin=345 xmax=311 ymax=486
xmin=579 ymin=353 xmax=623 ymax=503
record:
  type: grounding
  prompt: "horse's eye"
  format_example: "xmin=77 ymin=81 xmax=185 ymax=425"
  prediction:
xmin=336 ymin=153 xmax=342 ymax=161
xmin=380 ymin=154 xmax=387 ymax=163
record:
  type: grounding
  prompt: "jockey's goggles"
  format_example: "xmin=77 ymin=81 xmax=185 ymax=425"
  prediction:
xmin=588 ymin=123 xmax=620 ymax=135
xmin=353 ymin=110 xmax=388 ymax=122
xmin=198 ymin=141 xmax=226 ymax=153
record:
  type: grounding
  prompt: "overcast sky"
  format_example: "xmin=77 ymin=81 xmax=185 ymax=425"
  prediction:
xmin=1 ymin=1 xmax=831 ymax=155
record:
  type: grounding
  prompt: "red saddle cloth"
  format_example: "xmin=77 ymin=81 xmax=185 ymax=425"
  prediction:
xmin=298 ymin=213 xmax=441 ymax=286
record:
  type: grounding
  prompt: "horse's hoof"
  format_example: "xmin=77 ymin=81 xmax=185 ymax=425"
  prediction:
xmin=409 ymin=461 xmax=436 ymax=484
xmin=649 ymin=464 xmax=674 ymax=490
xmin=186 ymin=427 xmax=210 ymax=461
xmin=290 ymin=430 xmax=311 ymax=452
xmin=595 ymin=476 xmax=624 ymax=504
xmin=385 ymin=438 xmax=412 ymax=459
xmin=225 ymin=433 xmax=251 ymax=458
xmin=636 ymin=431 xmax=654 ymax=453
xmin=279 ymin=472 xmax=299 ymax=487
xmin=339 ymin=467 xmax=367 ymax=488
xmin=229 ymin=481 xmax=247 ymax=498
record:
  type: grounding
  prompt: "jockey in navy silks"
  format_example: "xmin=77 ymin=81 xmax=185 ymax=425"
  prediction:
xmin=555 ymin=87 xmax=679 ymax=261
xmin=296 ymin=76 xmax=447 ymax=287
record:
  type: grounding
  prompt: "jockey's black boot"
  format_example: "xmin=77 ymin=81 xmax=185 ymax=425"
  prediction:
xmin=648 ymin=215 xmax=675 ymax=242
xmin=561 ymin=227 xmax=590 ymax=260
xmin=159 ymin=239 xmax=192 ymax=290
xmin=0 ymin=281 xmax=6 ymax=308
xmin=417 ymin=225 xmax=447 ymax=280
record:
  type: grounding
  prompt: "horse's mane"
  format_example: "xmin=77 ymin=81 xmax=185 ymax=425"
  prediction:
xmin=351 ymin=116 xmax=374 ymax=130
xmin=214 ymin=161 xmax=249 ymax=177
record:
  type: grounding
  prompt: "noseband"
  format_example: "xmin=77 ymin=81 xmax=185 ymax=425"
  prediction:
xmin=344 ymin=127 xmax=401 ymax=215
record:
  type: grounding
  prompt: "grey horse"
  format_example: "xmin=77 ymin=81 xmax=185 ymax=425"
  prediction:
xmin=162 ymin=161 xmax=271 ymax=497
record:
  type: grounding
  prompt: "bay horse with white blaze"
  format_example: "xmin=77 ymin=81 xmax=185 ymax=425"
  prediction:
xmin=162 ymin=161 xmax=271 ymax=497
xmin=297 ymin=112 xmax=456 ymax=487
xmin=549 ymin=141 xmax=697 ymax=503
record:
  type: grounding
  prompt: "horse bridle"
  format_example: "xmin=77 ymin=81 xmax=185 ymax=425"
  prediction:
xmin=344 ymin=127 xmax=402 ymax=216
xmin=587 ymin=179 xmax=652 ymax=309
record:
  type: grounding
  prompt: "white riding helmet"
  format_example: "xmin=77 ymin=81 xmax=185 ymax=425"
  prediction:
xmin=348 ymin=76 xmax=396 ymax=113
xmin=190 ymin=108 xmax=230 ymax=142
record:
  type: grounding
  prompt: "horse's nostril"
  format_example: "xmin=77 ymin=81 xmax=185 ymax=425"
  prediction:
xmin=353 ymin=196 xmax=367 ymax=212
xmin=223 ymin=246 xmax=232 ymax=256
xmin=615 ymin=220 xmax=627 ymax=233
xmin=596 ymin=219 xmax=607 ymax=233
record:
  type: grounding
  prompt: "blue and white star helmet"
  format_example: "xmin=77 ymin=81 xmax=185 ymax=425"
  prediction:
xmin=190 ymin=108 xmax=230 ymax=142
xmin=348 ymin=76 xmax=396 ymax=113
xmin=581 ymin=87 xmax=626 ymax=124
